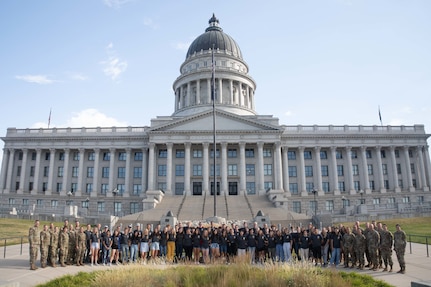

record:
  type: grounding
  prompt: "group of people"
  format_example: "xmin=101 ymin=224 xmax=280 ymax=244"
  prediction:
xmin=28 ymin=218 xmax=407 ymax=274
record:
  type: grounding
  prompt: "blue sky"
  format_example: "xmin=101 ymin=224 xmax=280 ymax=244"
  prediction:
xmin=1 ymin=0 xmax=430 ymax=163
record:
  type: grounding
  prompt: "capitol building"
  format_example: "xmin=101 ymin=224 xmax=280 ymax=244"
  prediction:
xmin=1 ymin=15 xmax=430 ymax=225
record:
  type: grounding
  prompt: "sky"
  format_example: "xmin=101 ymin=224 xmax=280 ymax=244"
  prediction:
xmin=1 ymin=0 xmax=430 ymax=164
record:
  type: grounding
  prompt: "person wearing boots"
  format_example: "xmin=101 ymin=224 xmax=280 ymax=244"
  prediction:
xmin=394 ymin=224 xmax=407 ymax=274
xmin=28 ymin=220 xmax=41 ymax=270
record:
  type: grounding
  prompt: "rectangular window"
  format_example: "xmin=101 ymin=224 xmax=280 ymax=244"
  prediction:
xmin=264 ymin=181 xmax=273 ymax=190
xmin=101 ymin=184 xmax=109 ymax=194
xmin=336 ymin=150 xmax=343 ymax=159
xmin=87 ymin=167 xmax=94 ymax=178
xmin=28 ymin=182 xmax=33 ymax=191
xmin=288 ymin=151 xmax=296 ymax=160
xmin=320 ymin=151 xmax=327 ymax=159
xmin=246 ymin=164 xmax=255 ymax=176
xmin=289 ymin=183 xmax=298 ymax=194
xmin=193 ymin=149 xmax=203 ymax=158
xmin=366 ymin=150 xmax=372 ymax=158
xmin=16 ymin=166 xmax=21 ymax=177
xmin=288 ymin=166 xmax=297 ymax=177
xmin=133 ymin=184 xmax=142 ymax=195
xmin=210 ymin=149 xmax=220 ymax=158
xmin=418 ymin=196 xmax=424 ymax=204
xmin=305 ymin=166 xmax=313 ymax=177
xmin=245 ymin=148 xmax=255 ymax=158
xmin=72 ymin=166 xmax=79 ymax=177
xmin=397 ymin=164 xmax=402 ymax=174
xmin=410 ymin=163 xmax=415 ymax=174
xmin=116 ymin=184 xmax=125 ymax=195
xmin=373 ymin=198 xmax=381 ymax=205
xmin=402 ymin=196 xmax=410 ymax=203
xmin=36 ymin=199 xmax=43 ymax=206
xmin=175 ymin=165 xmax=185 ymax=176
xmin=88 ymin=152 xmax=95 ymax=161
xmin=325 ymin=200 xmax=334 ymax=211
xmin=70 ymin=182 xmax=77 ymax=192
xmin=388 ymin=197 xmax=396 ymax=204
xmin=103 ymin=152 xmax=110 ymax=161
xmin=228 ymin=182 xmax=238 ymax=195
xmin=31 ymin=152 xmax=37 ymax=161
xmin=58 ymin=166 xmax=64 ymax=177
xmin=322 ymin=182 xmax=330 ymax=193
xmin=338 ymin=181 xmax=345 ymax=192
xmin=304 ymin=150 xmax=312 ymax=160
xmin=158 ymin=165 xmax=167 ymax=176
xmin=306 ymin=182 xmax=314 ymax=192
xmin=176 ymin=149 xmax=185 ymax=158
xmin=43 ymin=166 xmax=49 ymax=177
xmin=30 ymin=166 xmax=35 ymax=177
xmin=398 ymin=179 xmax=403 ymax=188
xmin=384 ymin=180 xmax=389 ymax=189
xmin=351 ymin=150 xmax=358 ymax=159
xmin=228 ymin=164 xmax=237 ymax=176
xmin=97 ymin=202 xmax=105 ymax=212
xmin=412 ymin=179 xmax=417 ymax=188
xmin=8 ymin=198 xmax=16 ymax=205
xmin=118 ymin=152 xmax=127 ymax=161
xmin=86 ymin=183 xmax=93 ymax=193
xmin=73 ymin=152 xmax=80 ymax=161
xmin=42 ymin=182 xmax=47 ymax=192
xmin=352 ymin=165 xmax=359 ymax=176
xmin=210 ymin=165 xmax=220 ymax=176
xmin=158 ymin=149 xmax=167 ymax=158
xmin=130 ymin=202 xmax=140 ymax=214
xmin=56 ymin=182 xmax=62 ymax=192
xmin=382 ymin=164 xmax=388 ymax=175
xmin=227 ymin=149 xmax=237 ymax=158
xmin=395 ymin=149 xmax=400 ymax=158
xmin=134 ymin=152 xmax=143 ymax=161
xmin=369 ymin=180 xmax=375 ymax=190
xmin=354 ymin=181 xmax=360 ymax=191
xmin=45 ymin=152 xmax=50 ymax=161
xmin=263 ymin=148 xmax=272 ymax=157
xmin=264 ymin=164 xmax=272 ymax=176
xmin=102 ymin=167 xmax=110 ymax=178
xmin=337 ymin=165 xmax=344 ymax=176
xmin=321 ymin=165 xmax=329 ymax=177
xmin=193 ymin=165 xmax=202 ymax=176
xmin=381 ymin=150 xmax=386 ymax=158
xmin=367 ymin=164 xmax=373 ymax=175
xmin=118 ymin=167 xmax=126 ymax=178
xmin=292 ymin=201 xmax=301 ymax=213
xmin=409 ymin=150 xmax=413 ymax=158
xmin=133 ymin=167 xmax=142 ymax=178
xmin=158 ymin=182 xmax=167 ymax=191
xmin=51 ymin=200 xmax=58 ymax=208
xmin=175 ymin=183 xmax=184 ymax=195
xmin=246 ymin=182 xmax=256 ymax=194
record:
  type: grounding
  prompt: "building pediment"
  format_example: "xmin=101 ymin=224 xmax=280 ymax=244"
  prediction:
xmin=150 ymin=110 xmax=281 ymax=133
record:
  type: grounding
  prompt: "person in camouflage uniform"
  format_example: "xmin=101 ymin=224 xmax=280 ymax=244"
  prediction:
xmin=380 ymin=224 xmax=393 ymax=272
xmin=28 ymin=219 xmax=40 ymax=270
xmin=342 ymin=226 xmax=356 ymax=268
xmin=59 ymin=226 xmax=69 ymax=267
xmin=40 ymin=225 xmax=51 ymax=268
xmin=49 ymin=226 xmax=59 ymax=267
xmin=68 ymin=224 xmax=76 ymax=265
xmin=363 ymin=222 xmax=371 ymax=267
xmin=367 ymin=224 xmax=380 ymax=271
xmin=376 ymin=222 xmax=384 ymax=268
xmin=354 ymin=228 xmax=366 ymax=270
xmin=394 ymin=224 xmax=407 ymax=274
xmin=76 ymin=226 xmax=87 ymax=266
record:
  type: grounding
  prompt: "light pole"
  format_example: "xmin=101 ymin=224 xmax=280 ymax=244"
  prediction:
xmin=359 ymin=189 xmax=364 ymax=205
xmin=85 ymin=197 xmax=90 ymax=216
xmin=312 ymin=189 xmax=317 ymax=216
xmin=112 ymin=188 xmax=119 ymax=217
xmin=67 ymin=191 xmax=73 ymax=206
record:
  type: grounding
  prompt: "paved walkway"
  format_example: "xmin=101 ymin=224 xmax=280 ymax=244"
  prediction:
xmin=0 ymin=243 xmax=430 ymax=287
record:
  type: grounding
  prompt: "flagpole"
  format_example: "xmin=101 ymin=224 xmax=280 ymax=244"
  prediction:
xmin=211 ymin=44 xmax=217 ymax=217
xmin=48 ymin=108 xmax=52 ymax=129
xmin=378 ymin=105 xmax=383 ymax=127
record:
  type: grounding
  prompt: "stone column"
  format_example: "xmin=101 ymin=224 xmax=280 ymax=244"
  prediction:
xmin=5 ymin=149 xmax=15 ymax=193
xmin=314 ymin=147 xmax=323 ymax=195
xmin=298 ymin=147 xmax=307 ymax=196
xmin=417 ymin=146 xmax=429 ymax=191
xmin=330 ymin=147 xmax=340 ymax=195
xmin=251 ymin=90 xmax=255 ymax=110
xmin=207 ymin=79 xmax=211 ymax=103
xmin=18 ymin=149 xmax=28 ymax=194
xmin=257 ymin=142 xmax=264 ymax=194
xmin=47 ymin=149 xmax=55 ymax=195
xmin=179 ymin=86 xmax=184 ymax=108
xmin=92 ymin=149 xmax=100 ymax=197
xmin=403 ymin=146 xmax=414 ymax=191
xmin=274 ymin=142 xmax=283 ymax=191
xmin=184 ymin=143 xmax=191 ymax=195
xmin=218 ymin=78 xmax=223 ymax=104
xmin=238 ymin=82 xmax=243 ymax=106
xmin=196 ymin=80 xmax=200 ymax=104
xmin=186 ymin=82 xmax=191 ymax=106
xmin=76 ymin=148 xmax=85 ymax=196
xmin=345 ymin=147 xmax=355 ymax=194
xmin=424 ymin=146 xmax=431 ymax=190
xmin=166 ymin=143 xmax=173 ymax=194
xmin=141 ymin=148 xmax=148 ymax=196
xmin=61 ymin=149 xmax=70 ymax=195
xmin=147 ymin=143 xmax=155 ymax=191
xmin=124 ymin=148 xmax=132 ymax=197
xmin=360 ymin=147 xmax=371 ymax=193
xmin=0 ymin=149 xmax=9 ymax=191
xmin=108 ymin=148 xmax=116 ymax=195
xmin=229 ymin=80 xmax=234 ymax=105
xmin=375 ymin=146 xmax=386 ymax=193
xmin=389 ymin=146 xmax=400 ymax=193
xmin=282 ymin=146 xmax=290 ymax=195
xmin=33 ymin=149 xmax=42 ymax=194
xmin=221 ymin=142 xmax=227 ymax=195
xmin=239 ymin=142 xmax=246 ymax=195
xmin=203 ymin=143 xmax=209 ymax=195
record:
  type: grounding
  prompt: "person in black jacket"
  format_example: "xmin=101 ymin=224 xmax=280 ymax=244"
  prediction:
xmin=183 ymin=228 xmax=193 ymax=262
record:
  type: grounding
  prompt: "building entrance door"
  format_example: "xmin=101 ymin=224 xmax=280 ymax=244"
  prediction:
xmin=192 ymin=182 xmax=202 ymax=195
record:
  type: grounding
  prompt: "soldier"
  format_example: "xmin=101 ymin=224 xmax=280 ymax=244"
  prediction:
xmin=342 ymin=227 xmax=355 ymax=268
xmin=49 ymin=226 xmax=59 ymax=267
xmin=376 ymin=222 xmax=384 ymax=268
xmin=40 ymin=225 xmax=51 ymax=268
xmin=363 ymin=222 xmax=371 ymax=267
xmin=68 ymin=224 xmax=76 ymax=265
xmin=76 ymin=226 xmax=87 ymax=266
xmin=84 ymin=224 xmax=92 ymax=263
xmin=28 ymin=219 xmax=40 ymax=270
xmin=380 ymin=224 xmax=393 ymax=272
xmin=367 ymin=224 xmax=380 ymax=271
xmin=394 ymin=224 xmax=407 ymax=274
xmin=59 ymin=226 xmax=69 ymax=267
xmin=354 ymin=228 xmax=366 ymax=270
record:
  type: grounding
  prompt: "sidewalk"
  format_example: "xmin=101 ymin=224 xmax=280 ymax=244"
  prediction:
xmin=0 ymin=243 xmax=430 ymax=287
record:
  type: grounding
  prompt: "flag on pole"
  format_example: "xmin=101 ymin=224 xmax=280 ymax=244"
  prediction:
xmin=48 ymin=108 xmax=52 ymax=128
xmin=378 ymin=106 xmax=383 ymax=126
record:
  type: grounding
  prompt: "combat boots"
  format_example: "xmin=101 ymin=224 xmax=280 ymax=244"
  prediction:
xmin=30 ymin=264 xmax=38 ymax=270
xmin=389 ymin=265 xmax=393 ymax=272
xmin=382 ymin=266 xmax=388 ymax=272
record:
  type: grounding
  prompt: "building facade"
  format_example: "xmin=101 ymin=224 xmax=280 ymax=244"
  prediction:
xmin=1 ymin=15 xmax=430 ymax=220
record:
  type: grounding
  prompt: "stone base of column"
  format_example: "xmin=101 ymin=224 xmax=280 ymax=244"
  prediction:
xmin=379 ymin=188 xmax=386 ymax=194
xmin=3 ymin=188 xmax=10 ymax=194
xmin=60 ymin=190 xmax=67 ymax=196
xmin=17 ymin=189 xmax=23 ymax=194
xmin=395 ymin=187 xmax=401 ymax=193
xmin=284 ymin=191 xmax=292 ymax=197
xmin=75 ymin=190 xmax=82 ymax=197
xmin=409 ymin=186 xmax=416 ymax=192
xmin=45 ymin=190 xmax=52 ymax=196
xmin=365 ymin=188 xmax=371 ymax=194
xmin=348 ymin=189 xmax=356 ymax=195
xmin=423 ymin=186 xmax=430 ymax=192
xmin=318 ymin=190 xmax=325 ymax=196
xmin=300 ymin=190 xmax=308 ymax=197
xmin=90 ymin=191 xmax=98 ymax=197
xmin=122 ymin=193 xmax=130 ymax=197
xmin=333 ymin=189 xmax=340 ymax=196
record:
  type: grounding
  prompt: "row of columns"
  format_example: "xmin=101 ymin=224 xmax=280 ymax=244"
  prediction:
xmin=175 ymin=78 xmax=255 ymax=111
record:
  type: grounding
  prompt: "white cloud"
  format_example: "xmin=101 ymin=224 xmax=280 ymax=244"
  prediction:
xmin=174 ymin=42 xmax=191 ymax=51
xmin=101 ymin=43 xmax=128 ymax=81
xmin=143 ymin=17 xmax=159 ymax=30
xmin=15 ymin=74 xmax=55 ymax=84
xmin=69 ymin=73 xmax=88 ymax=81
xmin=103 ymin=0 xmax=131 ymax=8
xmin=284 ymin=111 xmax=293 ymax=117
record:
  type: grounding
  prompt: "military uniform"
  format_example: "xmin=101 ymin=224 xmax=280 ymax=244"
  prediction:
xmin=28 ymin=222 xmax=40 ymax=270
xmin=49 ymin=228 xmax=59 ymax=267
xmin=76 ymin=229 xmax=87 ymax=266
xmin=40 ymin=227 xmax=51 ymax=268
xmin=380 ymin=229 xmax=393 ymax=271
xmin=342 ymin=231 xmax=355 ymax=268
xmin=354 ymin=232 xmax=366 ymax=269
xmin=68 ymin=227 xmax=76 ymax=265
xmin=59 ymin=228 xmax=69 ymax=267
xmin=367 ymin=228 xmax=380 ymax=270
xmin=394 ymin=228 xmax=407 ymax=273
